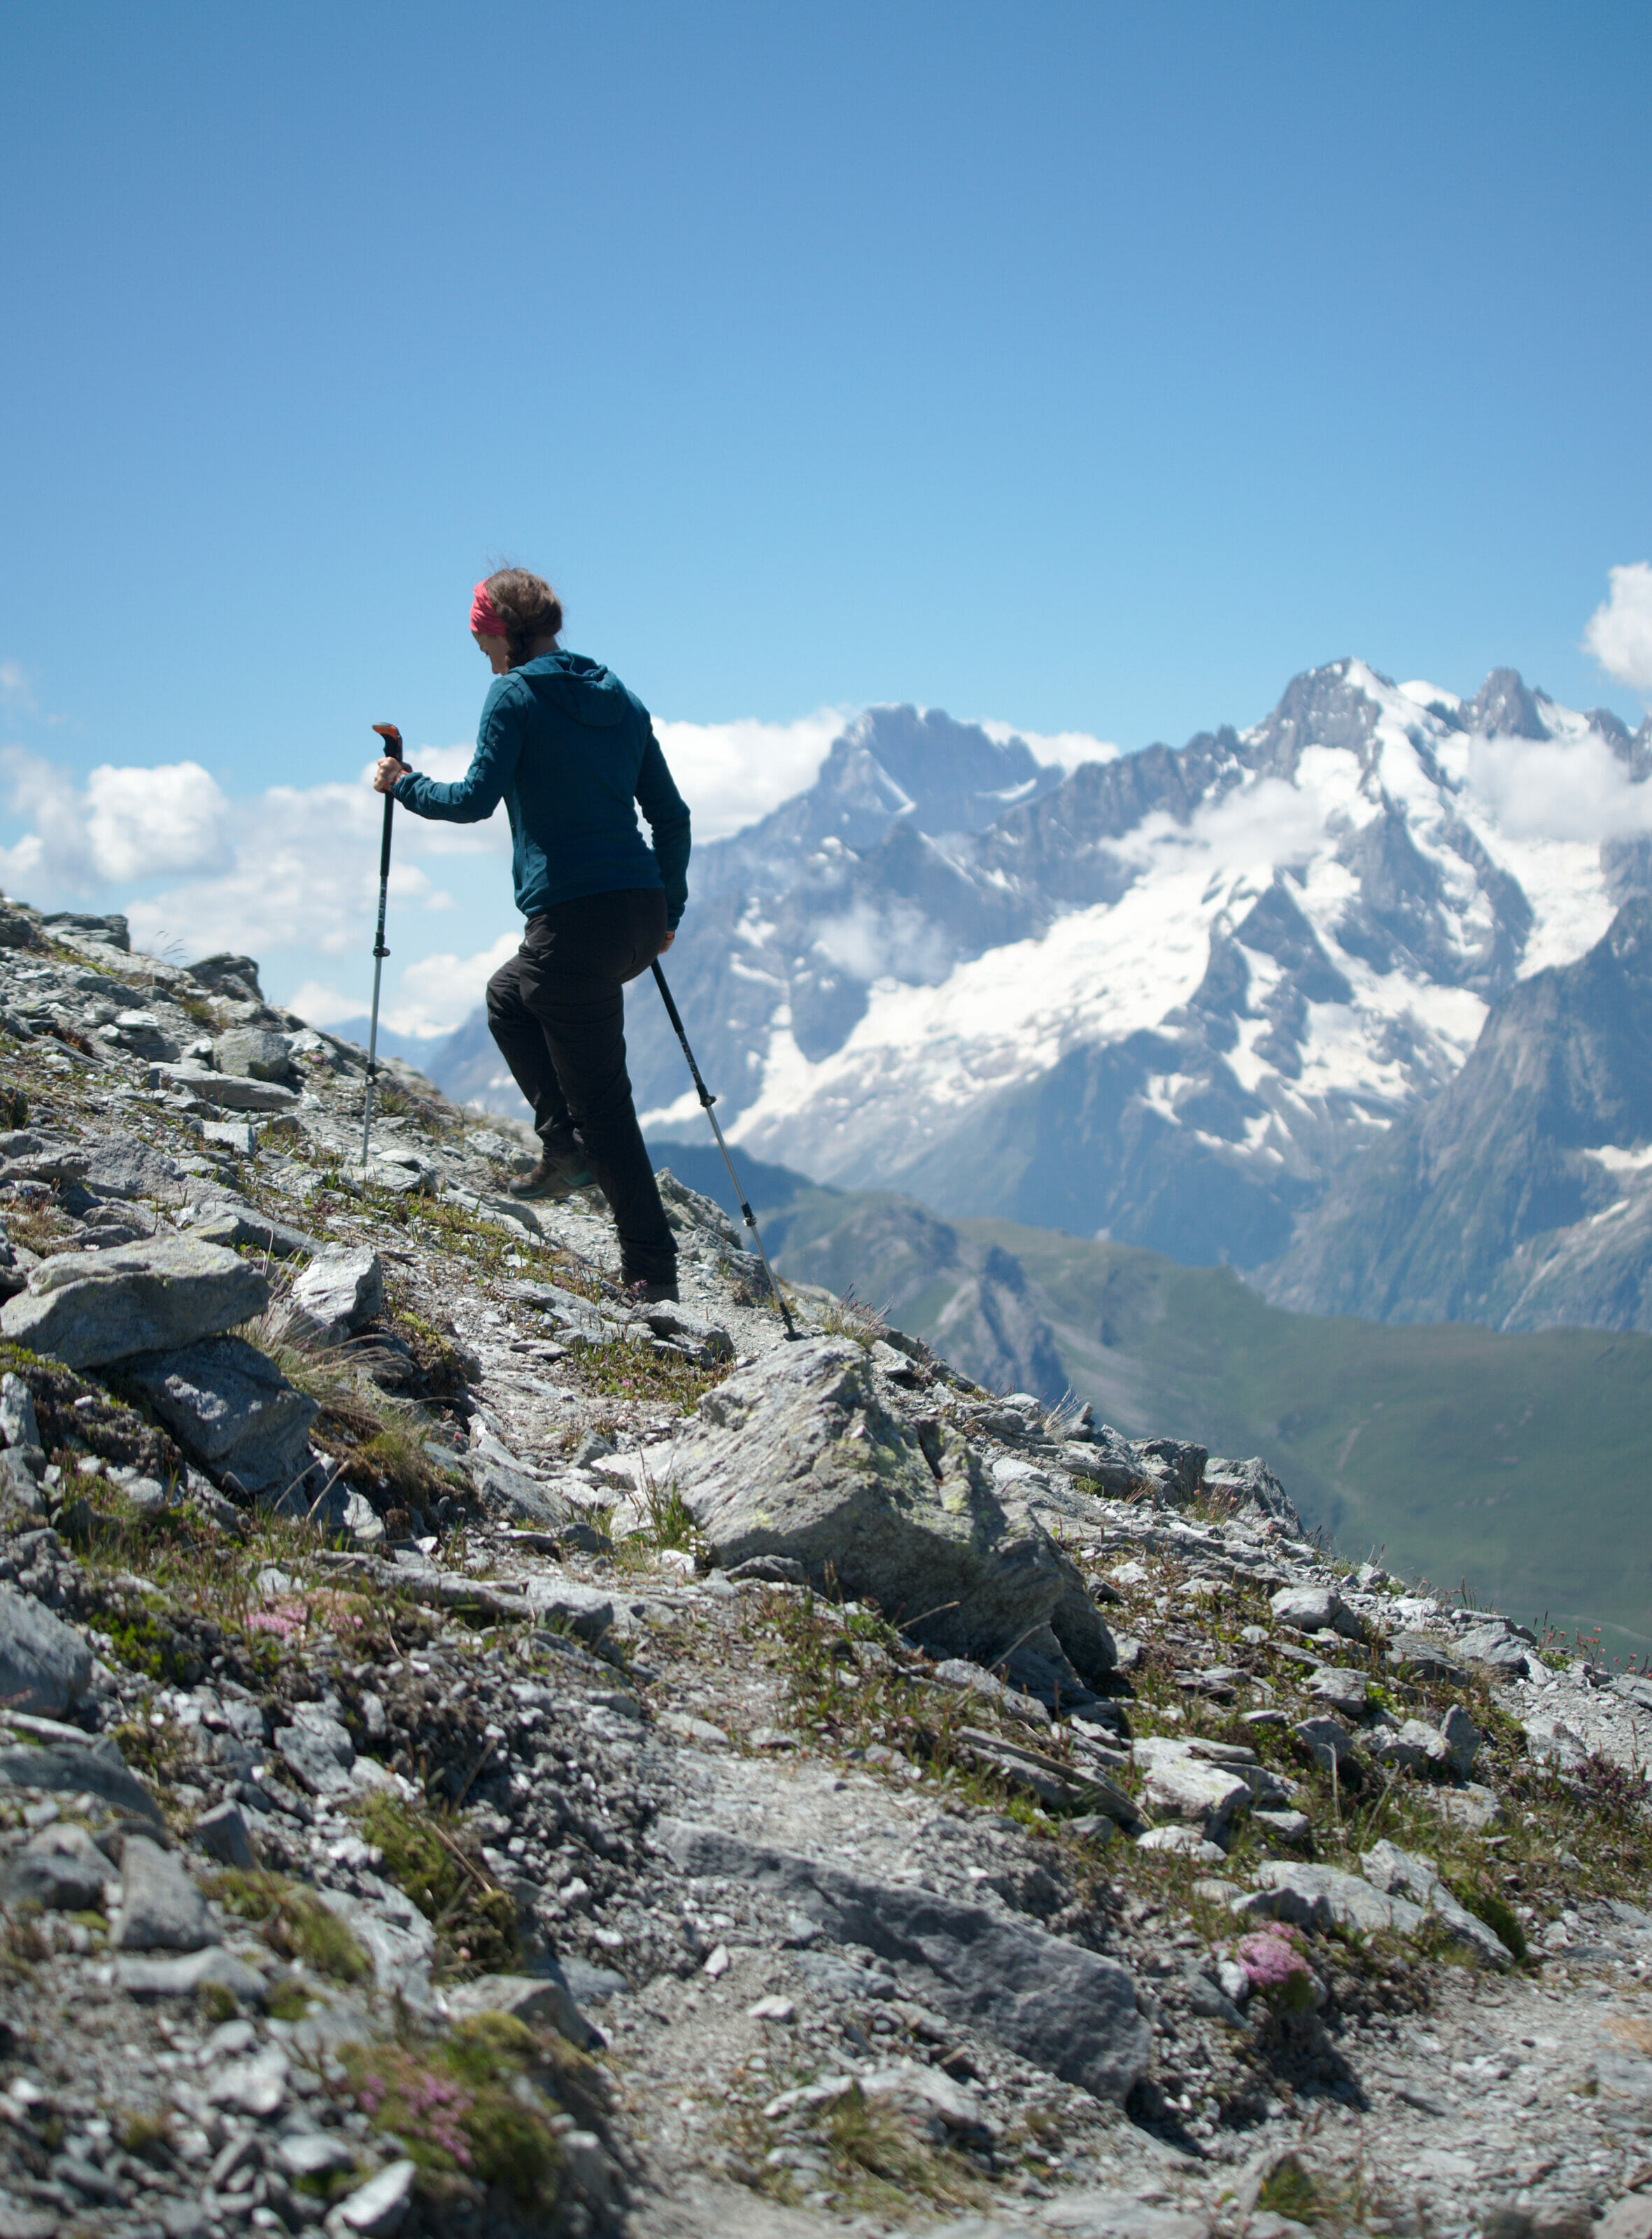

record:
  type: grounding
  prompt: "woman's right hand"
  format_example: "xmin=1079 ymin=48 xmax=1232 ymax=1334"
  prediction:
xmin=373 ymin=758 xmax=407 ymax=794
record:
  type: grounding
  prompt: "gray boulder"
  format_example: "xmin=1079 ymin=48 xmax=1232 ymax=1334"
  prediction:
xmin=1367 ymin=1718 xmax=1448 ymax=1775
xmin=182 ymin=1199 xmax=321 ymax=1259
xmin=77 ymin=1132 xmax=188 ymax=1203
xmin=125 ymin=1336 xmax=318 ymax=1497
xmin=187 ymin=952 xmax=264 ymax=1002
xmin=1245 ymin=1860 xmax=1422 ymax=1938
xmin=192 ymin=1801 xmax=259 ymax=1872
xmin=1 ymin=1823 xmax=110 ymax=1910
xmin=1202 ymin=1455 xmax=1302 ymax=1529
xmin=668 ymin=1339 xmax=1114 ymax=1687
xmin=0 ymin=1742 xmax=162 ymax=1822
xmin=1440 ymin=1702 xmax=1481 ymax=1777
xmin=213 ymin=1028 xmax=294 ymax=1082
xmin=0 ymin=1583 xmax=93 ymax=1715
xmin=1360 ymin=1838 xmax=1511 ymax=1965
xmin=1271 ymin=1583 xmax=1362 ymax=1637
xmin=288 ymin=1245 xmax=385 ymax=1346
xmin=1457 ymin=1623 xmax=1534 ymax=1676
xmin=1306 ymin=1665 xmax=1371 ymax=1719
xmin=1292 ymin=1715 xmax=1359 ymax=1772
xmin=115 ymin=1835 xmax=218 ymax=1952
xmin=0 ymin=1373 xmax=40 ymax=1454
xmin=661 ymin=1818 xmax=1149 ymax=2102
xmin=1131 ymin=1436 xmax=1208 ymax=1505
xmin=1 ymin=1236 xmax=269 ymax=1368
xmin=274 ymin=1702 xmax=355 ymax=1796
xmin=465 ymin=1450 xmax=572 ymax=1534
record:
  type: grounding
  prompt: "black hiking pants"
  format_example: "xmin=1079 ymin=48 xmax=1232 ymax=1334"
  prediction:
xmin=485 ymin=889 xmax=676 ymax=1285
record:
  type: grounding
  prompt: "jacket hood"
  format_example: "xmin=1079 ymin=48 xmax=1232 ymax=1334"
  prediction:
xmin=516 ymin=650 xmax=627 ymax=729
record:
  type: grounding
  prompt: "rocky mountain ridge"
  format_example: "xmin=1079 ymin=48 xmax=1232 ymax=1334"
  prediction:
xmin=1264 ymin=896 xmax=1652 ymax=1332
xmin=5 ymin=895 xmax=1652 ymax=2236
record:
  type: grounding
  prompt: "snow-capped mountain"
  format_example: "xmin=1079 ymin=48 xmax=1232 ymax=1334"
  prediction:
xmin=433 ymin=660 xmax=1652 ymax=1289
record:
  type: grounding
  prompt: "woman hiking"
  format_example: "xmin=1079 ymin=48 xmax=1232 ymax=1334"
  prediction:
xmin=374 ymin=570 xmax=689 ymax=1303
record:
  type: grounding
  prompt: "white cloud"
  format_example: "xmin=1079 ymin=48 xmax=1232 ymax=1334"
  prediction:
xmin=0 ymin=749 xmax=233 ymax=889
xmin=85 ymin=761 xmax=233 ymax=882
xmin=0 ymin=663 xmax=36 ymax=716
xmin=1584 ymin=562 xmax=1652 ymax=694
xmin=978 ymin=719 xmax=1119 ymax=770
xmin=651 ymin=710 xmax=849 ymax=841
xmin=385 ymin=930 xmax=521 ymax=1037
xmin=285 ymin=980 xmax=371 ymax=1027
xmin=1464 ymin=730 xmax=1652 ymax=844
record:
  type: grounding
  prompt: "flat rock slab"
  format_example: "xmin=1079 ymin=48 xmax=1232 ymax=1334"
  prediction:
xmin=660 ymin=1818 xmax=1150 ymax=2103
xmin=464 ymin=1450 xmax=575 ymax=1536
xmin=0 ymin=1581 xmax=92 ymax=1716
xmin=153 ymin=1064 xmax=297 ymax=1113
xmin=0 ymin=1741 xmax=162 ymax=1823
xmin=525 ymin=1578 xmax=616 ymax=1644
xmin=116 ymin=1947 xmax=267 ymax=2002
xmin=1 ymin=1234 xmax=269 ymax=1368
xmin=126 ymin=1334 xmax=317 ymax=1496
xmin=668 ymin=1338 xmax=1113 ymax=1687
xmin=117 ymin=1834 xmax=218 ymax=1951
xmin=76 ymin=1132 xmax=189 ymax=1203
xmin=183 ymin=1200 xmax=321 ymax=1259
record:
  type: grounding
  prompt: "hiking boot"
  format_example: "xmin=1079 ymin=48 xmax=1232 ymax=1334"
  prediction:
xmin=623 ymin=1274 xmax=679 ymax=1304
xmin=508 ymin=1148 xmax=596 ymax=1201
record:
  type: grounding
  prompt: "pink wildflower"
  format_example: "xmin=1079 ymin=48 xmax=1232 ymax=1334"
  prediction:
xmin=1236 ymin=1923 xmax=1310 ymax=1991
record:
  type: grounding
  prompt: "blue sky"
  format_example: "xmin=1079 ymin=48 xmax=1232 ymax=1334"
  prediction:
xmin=3 ymin=2 xmax=1650 ymax=1029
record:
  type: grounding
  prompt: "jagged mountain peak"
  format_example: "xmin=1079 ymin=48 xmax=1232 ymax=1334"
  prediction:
xmin=434 ymin=654 xmax=1650 ymax=1315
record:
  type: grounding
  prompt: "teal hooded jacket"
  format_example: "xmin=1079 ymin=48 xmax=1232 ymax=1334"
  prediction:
xmin=391 ymin=651 xmax=691 ymax=927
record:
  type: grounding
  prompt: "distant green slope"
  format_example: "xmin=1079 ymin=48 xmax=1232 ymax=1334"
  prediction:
xmin=963 ymin=1218 xmax=1652 ymax=1654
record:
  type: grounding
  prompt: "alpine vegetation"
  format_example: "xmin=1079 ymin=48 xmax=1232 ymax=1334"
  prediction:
xmin=2 ymin=896 xmax=1652 ymax=2236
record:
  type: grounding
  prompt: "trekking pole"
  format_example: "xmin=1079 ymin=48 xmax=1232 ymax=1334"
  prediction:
xmin=651 ymin=959 xmax=798 ymax=1338
xmin=361 ymin=722 xmax=404 ymax=1169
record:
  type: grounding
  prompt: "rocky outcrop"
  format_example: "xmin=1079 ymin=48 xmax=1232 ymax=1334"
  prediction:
xmin=670 ymin=1337 xmax=1115 ymax=1692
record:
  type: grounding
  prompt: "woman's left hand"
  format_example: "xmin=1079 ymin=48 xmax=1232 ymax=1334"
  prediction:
xmin=660 ymin=930 xmax=675 ymax=952
xmin=373 ymin=757 xmax=407 ymax=794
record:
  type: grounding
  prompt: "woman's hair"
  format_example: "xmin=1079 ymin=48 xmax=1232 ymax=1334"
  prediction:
xmin=483 ymin=568 xmax=563 ymax=667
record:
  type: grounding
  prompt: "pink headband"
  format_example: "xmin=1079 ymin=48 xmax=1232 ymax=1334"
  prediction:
xmin=470 ymin=581 xmax=509 ymax=640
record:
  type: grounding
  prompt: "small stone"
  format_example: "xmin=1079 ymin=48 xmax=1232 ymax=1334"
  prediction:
xmin=1134 ymin=1825 xmax=1225 ymax=1860
xmin=747 ymin=1994 xmax=797 ymax=2022
xmin=0 ymin=1581 xmax=94 ymax=1716
xmin=0 ymin=1822 xmax=107 ymax=1910
xmin=278 ymin=2131 xmax=356 ymax=2180
xmin=274 ymin=1703 xmax=355 ymax=1796
xmin=1252 ymin=1808 xmax=1312 ymax=1842
xmin=0 ymin=1373 xmax=41 ymax=1453
xmin=703 ymin=1943 xmax=731 ymax=1978
xmin=289 ymin=1245 xmax=386 ymax=1347
xmin=192 ymin=1800 xmax=259 ymax=1872
xmin=116 ymin=1834 xmax=218 ymax=1951
xmin=1440 ymin=1701 xmax=1481 ymax=1777
xmin=1306 ymin=1665 xmax=1371 ymax=1718
xmin=327 ymin=2155 xmax=417 ymax=2237
xmin=1291 ymin=1715 xmax=1358 ymax=1773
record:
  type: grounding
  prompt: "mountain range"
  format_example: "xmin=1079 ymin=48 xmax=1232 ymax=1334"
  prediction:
xmin=426 ymin=661 xmax=1652 ymax=1332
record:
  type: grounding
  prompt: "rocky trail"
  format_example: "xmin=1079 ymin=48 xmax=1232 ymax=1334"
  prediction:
xmin=2 ymin=896 xmax=1652 ymax=2239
